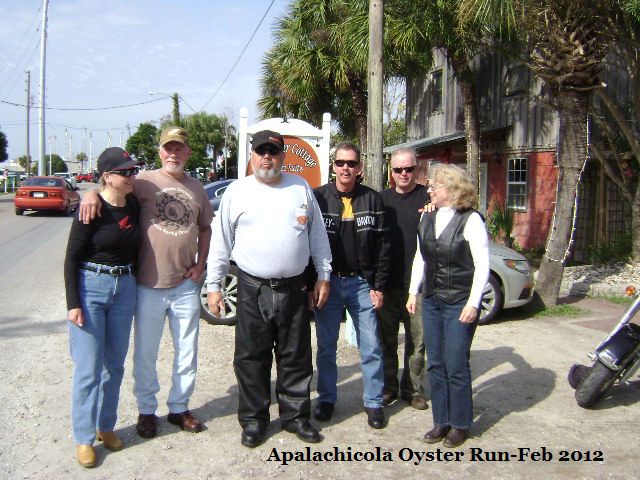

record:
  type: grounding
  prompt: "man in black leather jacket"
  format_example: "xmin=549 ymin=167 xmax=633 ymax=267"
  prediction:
xmin=309 ymin=141 xmax=391 ymax=430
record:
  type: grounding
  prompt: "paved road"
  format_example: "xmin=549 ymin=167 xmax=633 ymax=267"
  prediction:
xmin=0 ymin=187 xmax=638 ymax=479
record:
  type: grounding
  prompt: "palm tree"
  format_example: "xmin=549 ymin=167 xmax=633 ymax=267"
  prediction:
xmin=258 ymin=0 xmax=432 ymax=150
xmin=462 ymin=0 xmax=612 ymax=307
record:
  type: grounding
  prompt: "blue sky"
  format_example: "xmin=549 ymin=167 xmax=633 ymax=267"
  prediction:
xmin=0 ymin=0 xmax=288 ymax=164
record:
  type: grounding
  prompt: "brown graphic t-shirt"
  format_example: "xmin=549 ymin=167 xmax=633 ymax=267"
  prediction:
xmin=134 ymin=169 xmax=214 ymax=288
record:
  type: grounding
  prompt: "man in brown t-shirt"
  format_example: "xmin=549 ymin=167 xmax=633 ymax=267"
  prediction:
xmin=132 ymin=127 xmax=213 ymax=438
xmin=80 ymin=126 xmax=213 ymax=439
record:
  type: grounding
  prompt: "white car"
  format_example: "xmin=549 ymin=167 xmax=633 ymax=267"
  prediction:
xmin=53 ymin=172 xmax=77 ymax=189
xmin=481 ymin=242 xmax=534 ymax=324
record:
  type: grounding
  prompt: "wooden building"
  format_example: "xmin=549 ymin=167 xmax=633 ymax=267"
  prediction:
xmin=386 ymin=48 xmax=631 ymax=261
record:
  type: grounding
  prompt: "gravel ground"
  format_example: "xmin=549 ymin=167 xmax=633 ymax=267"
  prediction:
xmin=1 ymin=204 xmax=638 ymax=479
xmin=562 ymin=262 xmax=639 ymax=286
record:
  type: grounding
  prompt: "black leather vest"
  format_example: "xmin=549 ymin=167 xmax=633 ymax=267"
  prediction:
xmin=418 ymin=209 xmax=475 ymax=304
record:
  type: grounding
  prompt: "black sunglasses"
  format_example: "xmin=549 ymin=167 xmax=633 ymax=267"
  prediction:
xmin=108 ymin=167 xmax=139 ymax=177
xmin=334 ymin=159 xmax=360 ymax=168
xmin=392 ymin=166 xmax=416 ymax=174
xmin=255 ymin=145 xmax=281 ymax=156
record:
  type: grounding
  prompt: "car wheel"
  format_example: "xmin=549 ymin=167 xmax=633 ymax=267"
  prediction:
xmin=15 ymin=207 xmax=23 ymax=215
xmin=63 ymin=201 xmax=72 ymax=216
xmin=200 ymin=264 xmax=238 ymax=326
xmin=478 ymin=274 xmax=504 ymax=325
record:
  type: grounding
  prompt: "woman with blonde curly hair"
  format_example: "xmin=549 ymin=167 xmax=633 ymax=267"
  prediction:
xmin=406 ymin=163 xmax=489 ymax=448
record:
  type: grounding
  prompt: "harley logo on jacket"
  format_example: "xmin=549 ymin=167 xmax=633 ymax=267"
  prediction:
xmin=297 ymin=215 xmax=308 ymax=226
xmin=356 ymin=215 xmax=375 ymax=227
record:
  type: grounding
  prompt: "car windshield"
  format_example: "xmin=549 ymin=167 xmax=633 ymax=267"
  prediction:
xmin=24 ymin=177 xmax=63 ymax=187
xmin=205 ymin=181 xmax=232 ymax=200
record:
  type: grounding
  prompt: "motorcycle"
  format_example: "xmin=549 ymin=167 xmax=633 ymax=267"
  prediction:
xmin=568 ymin=286 xmax=640 ymax=408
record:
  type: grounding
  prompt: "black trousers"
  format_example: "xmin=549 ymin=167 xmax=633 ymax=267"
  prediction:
xmin=234 ymin=269 xmax=312 ymax=429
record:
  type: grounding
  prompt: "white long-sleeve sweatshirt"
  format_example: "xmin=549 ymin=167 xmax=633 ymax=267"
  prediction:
xmin=206 ymin=173 xmax=332 ymax=291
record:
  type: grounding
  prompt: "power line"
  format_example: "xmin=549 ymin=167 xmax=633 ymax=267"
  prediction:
xmin=0 ymin=97 xmax=166 ymax=111
xmin=1 ymin=37 xmax=41 ymax=101
xmin=199 ymin=0 xmax=275 ymax=111
xmin=0 ymin=4 xmax=43 ymax=96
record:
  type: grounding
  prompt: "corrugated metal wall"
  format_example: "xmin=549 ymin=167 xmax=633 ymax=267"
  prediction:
xmin=406 ymin=49 xmax=558 ymax=152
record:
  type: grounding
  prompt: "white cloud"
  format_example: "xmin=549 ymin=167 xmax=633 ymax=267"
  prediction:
xmin=0 ymin=0 xmax=287 ymax=161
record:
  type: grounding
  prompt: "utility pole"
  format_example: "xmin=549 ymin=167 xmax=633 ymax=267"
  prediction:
xmin=366 ymin=0 xmax=384 ymax=191
xmin=25 ymin=71 xmax=31 ymax=178
xmin=172 ymin=93 xmax=180 ymax=125
xmin=83 ymin=127 xmax=87 ymax=171
xmin=38 ymin=0 xmax=49 ymax=176
xmin=48 ymin=136 xmax=53 ymax=175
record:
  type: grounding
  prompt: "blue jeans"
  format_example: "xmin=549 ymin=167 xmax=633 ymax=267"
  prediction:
xmin=315 ymin=274 xmax=384 ymax=408
xmin=69 ymin=264 xmax=136 ymax=445
xmin=422 ymin=296 xmax=477 ymax=430
xmin=133 ymin=278 xmax=200 ymax=414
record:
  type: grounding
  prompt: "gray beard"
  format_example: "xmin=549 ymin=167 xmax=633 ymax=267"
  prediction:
xmin=254 ymin=165 xmax=282 ymax=180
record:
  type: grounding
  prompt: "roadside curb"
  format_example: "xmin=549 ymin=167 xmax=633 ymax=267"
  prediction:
xmin=560 ymin=281 xmax=634 ymax=298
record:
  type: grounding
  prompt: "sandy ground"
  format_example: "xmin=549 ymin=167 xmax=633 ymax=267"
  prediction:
xmin=0 ymin=198 xmax=638 ymax=479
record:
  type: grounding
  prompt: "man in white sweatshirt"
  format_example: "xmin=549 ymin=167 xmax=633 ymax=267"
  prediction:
xmin=206 ymin=130 xmax=332 ymax=448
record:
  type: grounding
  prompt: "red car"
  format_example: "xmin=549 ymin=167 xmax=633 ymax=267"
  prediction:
xmin=14 ymin=176 xmax=80 ymax=216
xmin=75 ymin=172 xmax=95 ymax=183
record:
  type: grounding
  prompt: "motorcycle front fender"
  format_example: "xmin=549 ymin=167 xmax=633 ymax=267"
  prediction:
xmin=597 ymin=323 xmax=640 ymax=370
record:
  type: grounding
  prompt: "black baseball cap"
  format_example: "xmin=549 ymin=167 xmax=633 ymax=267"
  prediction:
xmin=251 ymin=130 xmax=285 ymax=152
xmin=97 ymin=147 xmax=139 ymax=176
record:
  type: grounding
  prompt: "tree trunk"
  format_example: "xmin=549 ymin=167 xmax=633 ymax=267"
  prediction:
xmin=405 ymin=75 xmax=429 ymax=140
xmin=535 ymin=90 xmax=589 ymax=307
xmin=365 ymin=0 xmax=384 ymax=192
xmin=351 ymin=85 xmax=368 ymax=153
xmin=633 ymin=193 xmax=640 ymax=260
xmin=595 ymin=88 xmax=640 ymax=161
xmin=459 ymin=78 xmax=481 ymax=191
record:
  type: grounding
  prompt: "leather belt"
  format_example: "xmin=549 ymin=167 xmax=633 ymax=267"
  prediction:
xmin=81 ymin=264 xmax=133 ymax=276
xmin=333 ymin=270 xmax=361 ymax=278
xmin=242 ymin=270 xmax=304 ymax=289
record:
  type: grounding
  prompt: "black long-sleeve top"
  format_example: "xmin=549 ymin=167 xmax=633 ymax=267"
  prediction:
xmin=64 ymin=194 xmax=140 ymax=310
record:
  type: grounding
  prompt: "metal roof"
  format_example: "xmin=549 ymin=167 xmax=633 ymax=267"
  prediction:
xmin=383 ymin=126 xmax=510 ymax=154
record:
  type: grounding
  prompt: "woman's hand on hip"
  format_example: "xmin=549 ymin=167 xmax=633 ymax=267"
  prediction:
xmin=406 ymin=294 xmax=417 ymax=314
xmin=68 ymin=308 xmax=85 ymax=327
xmin=459 ymin=305 xmax=478 ymax=324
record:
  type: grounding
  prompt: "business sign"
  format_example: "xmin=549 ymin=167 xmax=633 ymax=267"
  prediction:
xmin=238 ymin=112 xmax=331 ymax=189
xmin=245 ymin=135 xmax=321 ymax=188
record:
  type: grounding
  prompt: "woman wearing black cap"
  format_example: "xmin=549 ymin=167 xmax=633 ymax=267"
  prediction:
xmin=64 ymin=147 xmax=140 ymax=468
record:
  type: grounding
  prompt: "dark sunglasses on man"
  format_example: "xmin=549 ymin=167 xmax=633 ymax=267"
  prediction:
xmin=255 ymin=145 xmax=281 ymax=156
xmin=108 ymin=167 xmax=139 ymax=177
xmin=391 ymin=166 xmax=416 ymax=174
xmin=334 ymin=159 xmax=360 ymax=168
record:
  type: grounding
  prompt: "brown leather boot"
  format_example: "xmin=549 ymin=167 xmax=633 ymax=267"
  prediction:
xmin=97 ymin=431 xmax=124 ymax=451
xmin=76 ymin=445 xmax=96 ymax=468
